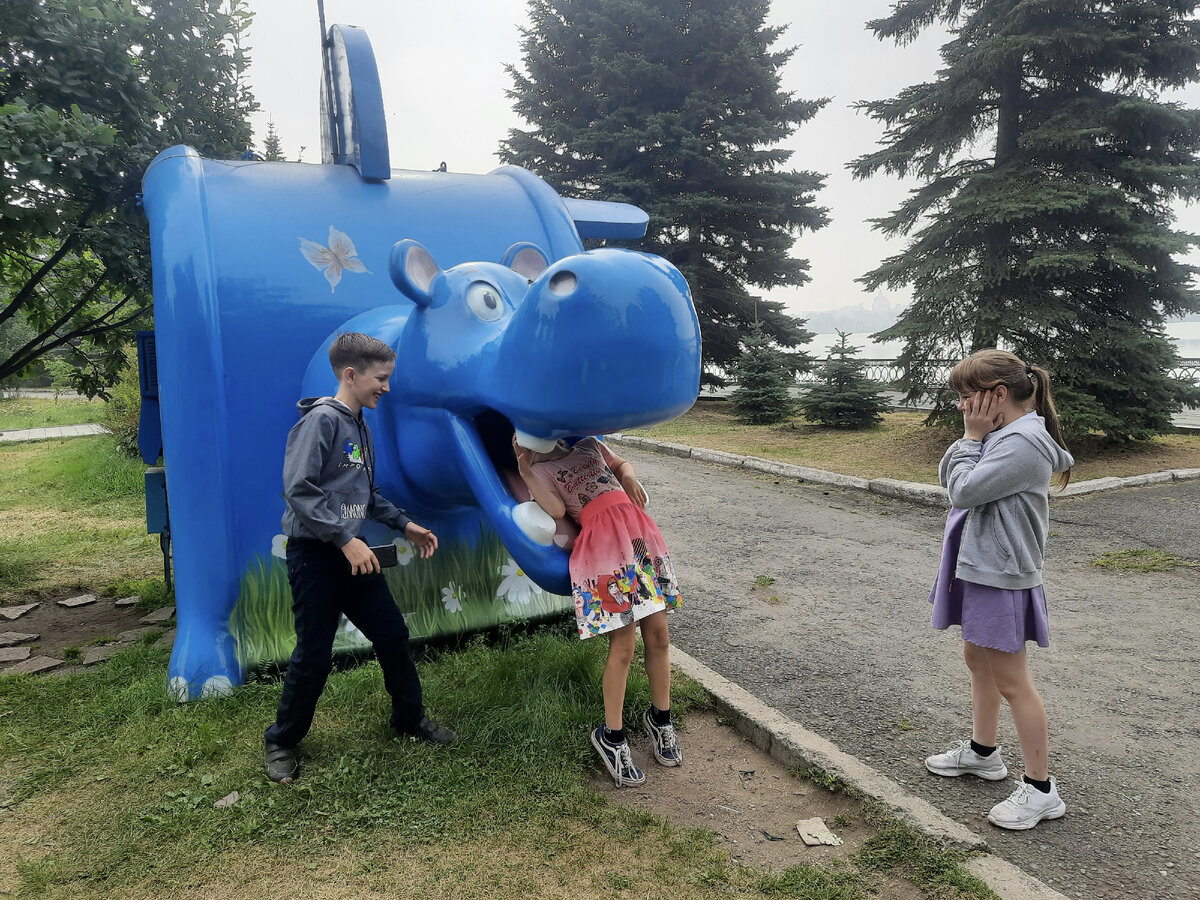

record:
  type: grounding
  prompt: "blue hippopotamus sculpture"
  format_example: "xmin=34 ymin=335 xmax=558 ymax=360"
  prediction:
xmin=139 ymin=20 xmax=700 ymax=700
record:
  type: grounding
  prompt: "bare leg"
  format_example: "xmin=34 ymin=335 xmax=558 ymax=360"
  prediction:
xmin=983 ymin=645 xmax=1049 ymax=781
xmin=964 ymin=640 xmax=1002 ymax=746
xmin=638 ymin=611 xmax=671 ymax=712
xmin=602 ymin=623 xmax=636 ymax=730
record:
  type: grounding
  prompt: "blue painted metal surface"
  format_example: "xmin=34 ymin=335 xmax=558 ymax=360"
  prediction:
xmin=140 ymin=17 xmax=700 ymax=700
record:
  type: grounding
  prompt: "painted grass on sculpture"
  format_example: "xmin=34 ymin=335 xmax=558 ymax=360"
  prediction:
xmin=230 ymin=531 xmax=573 ymax=672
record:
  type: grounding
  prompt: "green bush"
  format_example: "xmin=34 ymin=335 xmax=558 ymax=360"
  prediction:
xmin=102 ymin=347 xmax=142 ymax=457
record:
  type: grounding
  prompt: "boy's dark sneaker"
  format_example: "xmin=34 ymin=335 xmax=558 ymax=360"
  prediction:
xmin=591 ymin=726 xmax=646 ymax=787
xmin=265 ymin=742 xmax=299 ymax=783
xmin=400 ymin=715 xmax=457 ymax=744
xmin=643 ymin=708 xmax=683 ymax=767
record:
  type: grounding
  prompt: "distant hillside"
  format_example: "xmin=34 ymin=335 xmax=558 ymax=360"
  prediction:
xmin=801 ymin=293 xmax=899 ymax=334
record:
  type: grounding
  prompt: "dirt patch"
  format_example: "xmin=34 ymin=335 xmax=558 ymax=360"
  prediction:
xmin=592 ymin=708 xmax=924 ymax=897
xmin=0 ymin=591 xmax=169 ymax=666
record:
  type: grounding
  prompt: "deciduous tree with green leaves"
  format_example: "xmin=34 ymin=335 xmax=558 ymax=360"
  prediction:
xmin=799 ymin=331 xmax=890 ymax=429
xmin=0 ymin=0 xmax=257 ymax=396
xmin=853 ymin=0 xmax=1200 ymax=440
xmin=501 ymin=0 xmax=826 ymax=386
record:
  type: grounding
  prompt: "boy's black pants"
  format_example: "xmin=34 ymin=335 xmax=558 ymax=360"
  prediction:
xmin=264 ymin=538 xmax=424 ymax=748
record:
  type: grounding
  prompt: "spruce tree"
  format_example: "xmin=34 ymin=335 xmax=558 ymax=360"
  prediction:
xmin=852 ymin=1 xmax=1200 ymax=440
xmin=501 ymin=0 xmax=827 ymax=386
xmin=799 ymin=331 xmax=890 ymax=429
xmin=729 ymin=321 xmax=809 ymax=425
xmin=262 ymin=118 xmax=284 ymax=161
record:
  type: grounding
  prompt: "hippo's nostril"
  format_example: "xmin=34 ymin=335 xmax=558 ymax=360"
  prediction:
xmin=548 ymin=270 xmax=577 ymax=296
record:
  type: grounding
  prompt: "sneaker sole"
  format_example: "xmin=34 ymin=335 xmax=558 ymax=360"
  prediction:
xmin=590 ymin=731 xmax=646 ymax=787
xmin=988 ymin=800 xmax=1066 ymax=830
xmin=925 ymin=760 xmax=1009 ymax=780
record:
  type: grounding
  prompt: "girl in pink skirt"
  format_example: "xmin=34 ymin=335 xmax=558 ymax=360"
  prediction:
xmin=515 ymin=435 xmax=682 ymax=787
xmin=925 ymin=349 xmax=1074 ymax=830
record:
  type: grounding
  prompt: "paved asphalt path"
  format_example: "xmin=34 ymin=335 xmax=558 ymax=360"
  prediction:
xmin=626 ymin=447 xmax=1200 ymax=900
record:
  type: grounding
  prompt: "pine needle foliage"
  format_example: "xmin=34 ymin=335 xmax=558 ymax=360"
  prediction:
xmin=501 ymin=0 xmax=828 ymax=387
xmin=729 ymin=321 xmax=806 ymax=424
xmin=852 ymin=0 xmax=1200 ymax=440
xmin=800 ymin=331 xmax=891 ymax=429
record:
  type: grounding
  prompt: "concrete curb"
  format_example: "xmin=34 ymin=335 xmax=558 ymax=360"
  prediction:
xmin=0 ymin=423 xmax=108 ymax=443
xmin=609 ymin=434 xmax=1200 ymax=508
xmin=671 ymin=646 xmax=1072 ymax=900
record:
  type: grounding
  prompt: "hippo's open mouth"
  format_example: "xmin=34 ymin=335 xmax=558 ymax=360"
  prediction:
xmin=472 ymin=409 xmax=527 ymax=502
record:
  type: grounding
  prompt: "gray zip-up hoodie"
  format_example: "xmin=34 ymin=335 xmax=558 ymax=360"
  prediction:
xmin=939 ymin=411 xmax=1074 ymax=590
xmin=281 ymin=397 xmax=412 ymax=548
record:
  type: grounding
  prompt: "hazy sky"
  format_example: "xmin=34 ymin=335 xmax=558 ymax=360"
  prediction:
xmin=242 ymin=0 xmax=1200 ymax=320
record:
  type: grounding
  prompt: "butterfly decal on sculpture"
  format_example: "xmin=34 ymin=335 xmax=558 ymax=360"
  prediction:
xmin=299 ymin=226 xmax=371 ymax=291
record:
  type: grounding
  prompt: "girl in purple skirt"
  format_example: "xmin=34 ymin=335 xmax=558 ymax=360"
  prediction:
xmin=514 ymin=435 xmax=682 ymax=788
xmin=925 ymin=349 xmax=1074 ymax=830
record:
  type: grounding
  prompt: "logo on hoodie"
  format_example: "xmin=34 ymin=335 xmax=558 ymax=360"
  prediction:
xmin=343 ymin=440 xmax=364 ymax=466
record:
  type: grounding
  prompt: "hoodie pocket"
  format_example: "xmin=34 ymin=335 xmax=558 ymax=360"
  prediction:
xmin=989 ymin=508 xmax=1018 ymax=572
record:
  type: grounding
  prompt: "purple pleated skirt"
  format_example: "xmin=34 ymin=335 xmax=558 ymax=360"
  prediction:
xmin=929 ymin=507 xmax=1050 ymax=653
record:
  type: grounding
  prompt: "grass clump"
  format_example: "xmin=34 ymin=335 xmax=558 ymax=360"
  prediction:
xmin=1092 ymin=549 xmax=1198 ymax=572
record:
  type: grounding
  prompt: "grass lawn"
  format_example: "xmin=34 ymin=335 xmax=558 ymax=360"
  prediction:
xmin=628 ymin=399 xmax=1200 ymax=484
xmin=0 ymin=396 xmax=105 ymax=431
xmin=0 ymin=435 xmax=161 ymax=603
xmin=0 ymin=635 xmax=992 ymax=900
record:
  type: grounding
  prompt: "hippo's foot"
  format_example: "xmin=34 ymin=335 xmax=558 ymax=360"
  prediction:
xmin=167 ymin=674 xmax=235 ymax=702
xmin=166 ymin=627 xmax=243 ymax=701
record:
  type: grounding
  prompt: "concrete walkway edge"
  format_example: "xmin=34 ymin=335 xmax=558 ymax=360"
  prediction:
xmin=609 ymin=433 xmax=1200 ymax=508
xmin=671 ymin=646 xmax=1072 ymax=900
xmin=0 ymin=423 xmax=109 ymax=443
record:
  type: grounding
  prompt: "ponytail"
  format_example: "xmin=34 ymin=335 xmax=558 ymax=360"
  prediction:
xmin=1028 ymin=366 xmax=1071 ymax=489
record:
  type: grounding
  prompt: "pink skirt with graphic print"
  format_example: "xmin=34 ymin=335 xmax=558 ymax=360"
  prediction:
xmin=570 ymin=490 xmax=682 ymax=640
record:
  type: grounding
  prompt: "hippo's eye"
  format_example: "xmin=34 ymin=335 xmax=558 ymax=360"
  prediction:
xmin=466 ymin=282 xmax=505 ymax=322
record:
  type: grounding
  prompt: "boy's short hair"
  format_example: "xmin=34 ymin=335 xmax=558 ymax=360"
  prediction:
xmin=329 ymin=332 xmax=396 ymax=374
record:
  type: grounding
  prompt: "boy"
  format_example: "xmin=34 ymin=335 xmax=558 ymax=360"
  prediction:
xmin=264 ymin=332 xmax=455 ymax=784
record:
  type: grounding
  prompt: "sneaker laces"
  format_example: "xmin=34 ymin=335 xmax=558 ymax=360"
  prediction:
xmin=1004 ymin=781 xmax=1033 ymax=806
xmin=616 ymin=741 xmax=637 ymax=785
xmin=656 ymin=722 xmax=678 ymax=753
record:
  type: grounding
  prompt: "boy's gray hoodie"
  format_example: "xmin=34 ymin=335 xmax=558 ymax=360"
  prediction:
xmin=281 ymin=397 xmax=412 ymax=548
xmin=939 ymin=411 xmax=1074 ymax=590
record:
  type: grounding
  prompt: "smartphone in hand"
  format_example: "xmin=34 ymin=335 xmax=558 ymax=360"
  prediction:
xmin=369 ymin=543 xmax=398 ymax=567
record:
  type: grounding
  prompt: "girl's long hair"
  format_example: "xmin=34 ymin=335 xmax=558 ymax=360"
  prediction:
xmin=948 ymin=349 xmax=1072 ymax=489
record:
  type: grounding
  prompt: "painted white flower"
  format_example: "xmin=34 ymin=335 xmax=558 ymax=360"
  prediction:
xmin=270 ymin=534 xmax=288 ymax=559
xmin=299 ymin=226 xmax=371 ymax=292
xmin=496 ymin=558 xmax=538 ymax=606
xmin=339 ymin=614 xmax=360 ymax=635
xmin=440 ymin=582 xmax=463 ymax=614
xmin=391 ymin=537 xmax=416 ymax=566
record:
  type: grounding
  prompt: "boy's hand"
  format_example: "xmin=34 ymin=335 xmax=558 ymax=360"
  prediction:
xmin=405 ymin=522 xmax=438 ymax=558
xmin=341 ymin=537 xmax=380 ymax=576
xmin=961 ymin=390 xmax=1003 ymax=441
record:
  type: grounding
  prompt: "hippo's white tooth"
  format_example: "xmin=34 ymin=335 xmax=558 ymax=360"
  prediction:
xmin=514 ymin=430 xmax=557 ymax=453
xmin=513 ymin=501 xmax=557 ymax=546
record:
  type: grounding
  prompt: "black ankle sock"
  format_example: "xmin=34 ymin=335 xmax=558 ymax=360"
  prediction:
xmin=1023 ymin=774 xmax=1052 ymax=794
xmin=970 ymin=740 xmax=996 ymax=757
xmin=603 ymin=726 xmax=625 ymax=744
xmin=649 ymin=704 xmax=671 ymax=727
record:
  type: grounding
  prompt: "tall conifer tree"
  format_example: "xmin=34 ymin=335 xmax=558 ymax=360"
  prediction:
xmin=853 ymin=1 xmax=1200 ymax=439
xmin=502 ymin=0 xmax=827 ymax=386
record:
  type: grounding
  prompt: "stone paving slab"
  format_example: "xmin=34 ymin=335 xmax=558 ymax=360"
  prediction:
xmin=114 ymin=596 xmax=139 ymax=607
xmin=5 ymin=656 xmax=63 ymax=675
xmin=82 ymin=646 xmax=116 ymax=665
xmin=153 ymin=628 xmax=176 ymax=650
xmin=139 ymin=605 xmax=175 ymax=624
xmin=0 ymin=631 xmax=38 ymax=646
xmin=0 ymin=646 xmax=32 ymax=663
xmin=57 ymin=593 xmax=98 ymax=608
xmin=117 ymin=626 xmax=161 ymax=642
xmin=0 ymin=602 xmax=39 ymax=620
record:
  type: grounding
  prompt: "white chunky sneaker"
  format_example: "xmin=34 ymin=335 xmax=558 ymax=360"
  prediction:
xmin=987 ymin=778 xmax=1067 ymax=830
xmin=925 ymin=739 xmax=1009 ymax=780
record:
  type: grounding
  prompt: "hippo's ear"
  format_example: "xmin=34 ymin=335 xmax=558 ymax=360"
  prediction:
xmin=501 ymin=242 xmax=549 ymax=281
xmin=389 ymin=239 xmax=441 ymax=307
